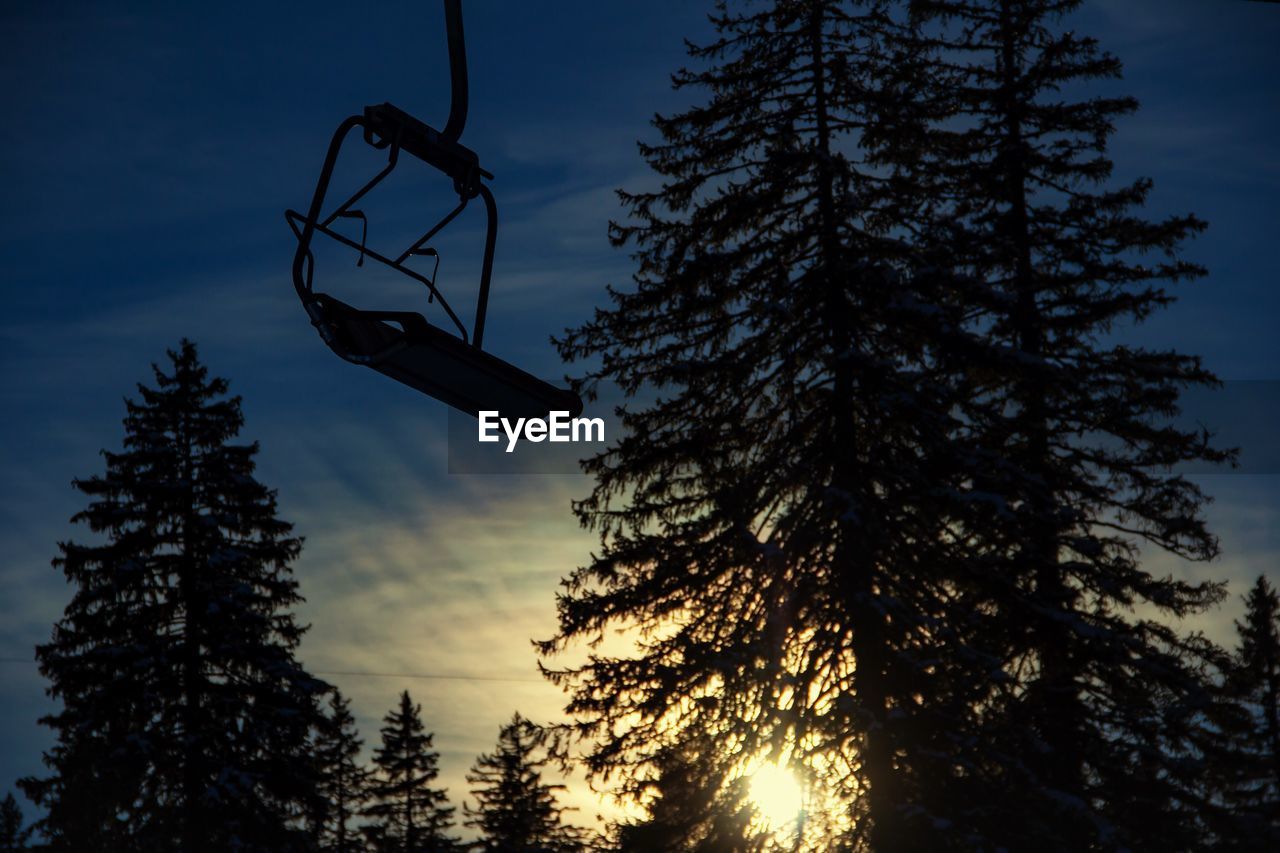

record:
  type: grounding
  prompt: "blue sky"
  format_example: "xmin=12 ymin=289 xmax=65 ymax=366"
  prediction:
xmin=1 ymin=0 xmax=1278 ymax=833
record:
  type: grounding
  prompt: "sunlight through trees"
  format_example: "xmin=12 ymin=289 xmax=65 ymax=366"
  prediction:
xmin=748 ymin=762 xmax=804 ymax=834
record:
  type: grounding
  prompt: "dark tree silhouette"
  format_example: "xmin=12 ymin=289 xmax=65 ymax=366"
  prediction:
xmin=313 ymin=688 xmax=372 ymax=852
xmin=463 ymin=713 xmax=585 ymax=852
xmin=1208 ymin=576 xmax=1280 ymax=849
xmin=539 ymin=1 xmax=1007 ymax=849
xmin=1231 ymin=577 xmax=1280 ymax=803
xmin=19 ymin=340 xmax=327 ymax=852
xmin=613 ymin=740 xmax=761 ymax=853
xmin=903 ymin=0 xmax=1235 ymax=848
xmin=539 ymin=0 xmax=1242 ymax=847
xmin=364 ymin=691 xmax=457 ymax=852
xmin=0 ymin=793 xmax=31 ymax=852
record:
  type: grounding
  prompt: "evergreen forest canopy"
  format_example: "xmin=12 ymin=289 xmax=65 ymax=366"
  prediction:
xmin=4 ymin=1 xmax=1278 ymax=851
xmin=540 ymin=0 xmax=1275 ymax=850
xmin=8 ymin=343 xmax=588 ymax=852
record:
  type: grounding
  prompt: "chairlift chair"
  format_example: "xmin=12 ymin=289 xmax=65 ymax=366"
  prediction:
xmin=286 ymin=0 xmax=582 ymax=421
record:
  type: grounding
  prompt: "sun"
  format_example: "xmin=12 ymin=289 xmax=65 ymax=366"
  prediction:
xmin=748 ymin=762 xmax=805 ymax=831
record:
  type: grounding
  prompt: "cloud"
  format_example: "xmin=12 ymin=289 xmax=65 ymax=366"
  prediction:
xmin=0 ymin=378 xmax=622 ymax=830
xmin=274 ymin=428 xmax=617 ymax=827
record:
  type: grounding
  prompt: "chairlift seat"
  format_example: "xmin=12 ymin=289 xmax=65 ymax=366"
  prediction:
xmin=311 ymin=293 xmax=582 ymax=420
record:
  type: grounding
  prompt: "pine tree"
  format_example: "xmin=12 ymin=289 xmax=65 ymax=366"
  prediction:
xmin=901 ymin=0 xmax=1235 ymax=847
xmin=0 ymin=793 xmax=31 ymax=852
xmin=19 ymin=340 xmax=327 ymax=852
xmin=540 ymin=1 xmax=1013 ymax=849
xmin=1209 ymin=575 xmax=1280 ymax=849
xmin=463 ymin=713 xmax=584 ymax=853
xmin=613 ymin=740 xmax=760 ymax=853
xmin=313 ymin=688 xmax=372 ymax=852
xmin=363 ymin=691 xmax=457 ymax=852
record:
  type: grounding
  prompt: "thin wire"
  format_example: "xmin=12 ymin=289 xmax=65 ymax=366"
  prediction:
xmin=0 ymin=656 xmax=543 ymax=685
xmin=312 ymin=669 xmax=543 ymax=684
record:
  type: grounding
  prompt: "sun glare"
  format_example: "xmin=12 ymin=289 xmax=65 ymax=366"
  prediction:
xmin=749 ymin=762 xmax=804 ymax=831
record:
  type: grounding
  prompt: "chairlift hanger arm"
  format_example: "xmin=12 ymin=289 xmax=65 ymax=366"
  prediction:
xmin=474 ymin=184 xmax=497 ymax=349
xmin=361 ymin=103 xmax=492 ymax=197
xmin=442 ymin=0 xmax=468 ymax=142
xmin=289 ymin=114 xmax=364 ymax=304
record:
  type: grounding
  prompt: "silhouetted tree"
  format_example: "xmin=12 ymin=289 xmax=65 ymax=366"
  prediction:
xmin=541 ymin=0 xmax=1242 ymax=847
xmin=1207 ymin=576 xmax=1280 ymax=849
xmin=540 ymin=1 xmax=1004 ymax=850
xmin=364 ymin=691 xmax=457 ymax=852
xmin=903 ymin=0 xmax=1234 ymax=848
xmin=0 ymin=793 xmax=31 ymax=852
xmin=313 ymin=688 xmax=372 ymax=852
xmin=613 ymin=740 xmax=760 ymax=853
xmin=463 ymin=713 xmax=584 ymax=852
xmin=19 ymin=340 xmax=327 ymax=852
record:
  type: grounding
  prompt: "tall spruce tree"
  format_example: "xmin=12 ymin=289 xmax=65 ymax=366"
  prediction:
xmin=0 ymin=793 xmax=31 ymax=852
xmin=363 ymin=691 xmax=457 ymax=853
xmin=463 ymin=713 xmax=584 ymax=852
xmin=612 ymin=739 xmax=761 ymax=853
xmin=312 ymin=688 xmax=372 ymax=852
xmin=19 ymin=340 xmax=327 ymax=852
xmin=902 ymin=0 xmax=1235 ymax=848
xmin=1210 ymin=575 xmax=1280 ymax=848
xmin=540 ymin=1 xmax=1014 ymax=849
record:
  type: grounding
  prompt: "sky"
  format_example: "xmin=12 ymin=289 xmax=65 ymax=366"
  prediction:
xmin=1 ymin=0 xmax=1278 ymax=835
